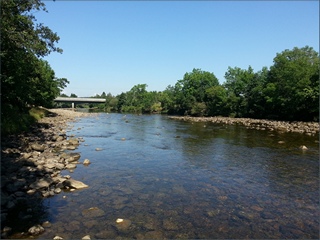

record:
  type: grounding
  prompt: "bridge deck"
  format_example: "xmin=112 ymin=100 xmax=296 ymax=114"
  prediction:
xmin=54 ymin=97 xmax=106 ymax=103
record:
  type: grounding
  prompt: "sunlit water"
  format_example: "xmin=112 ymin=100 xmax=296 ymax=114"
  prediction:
xmin=28 ymin=113 xmax=319 ymax=239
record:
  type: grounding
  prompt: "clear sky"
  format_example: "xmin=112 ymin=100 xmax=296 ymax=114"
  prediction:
xmin=35 ymin=1 xmax=319 ymax=97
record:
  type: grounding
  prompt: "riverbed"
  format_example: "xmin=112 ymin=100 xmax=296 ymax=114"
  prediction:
xmin=5 ymin=112 xmax=320 ymax=239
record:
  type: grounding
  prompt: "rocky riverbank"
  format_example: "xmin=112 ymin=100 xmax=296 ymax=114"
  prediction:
xmin=169 ymin=116 xmax=319 ymax=136
xmin=1 ymin=109 xmax=94 ymax=238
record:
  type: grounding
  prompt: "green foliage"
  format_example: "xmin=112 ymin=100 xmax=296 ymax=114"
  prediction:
xmin=266 ymin=46 xmax=319 ymax=120
xmin=205 ymin=85 xmax=228 ymax=116
xmin=114 ymin=84 xmax=163 ymax=113
xmin=173 ymin=68 xmax=219 ymax=115
xmin=224 ymin=66 xmax=255 ymax=117
xmin=1 ymin=106 xmax=48 ymax=136
xmin=107 ymin=48 xmax=318 ymax=122
xmin=1 ymin=0 xmax=68 ymax=134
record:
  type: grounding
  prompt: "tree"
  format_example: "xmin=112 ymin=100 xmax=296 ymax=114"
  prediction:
xmin=1 ymin=0 xmax=66 ymax=112
xmin=70 ymin=93 xmax=78 ymax=98
xmin=174 ymin=68 xmax=219 ymax=115
xmin=267 ymin=46 xmax=319 ymax=120
xmin=205 ymin=85 xmax=228 ymax=116
xmin=224 ymin=66 xmax=255 ymax=117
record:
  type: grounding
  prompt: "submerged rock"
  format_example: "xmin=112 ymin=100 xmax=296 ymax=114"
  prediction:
xmin=115 ymin=218 xmax=132 ymax=231
xmin=82 ymin=207 xmax=105 ymax=218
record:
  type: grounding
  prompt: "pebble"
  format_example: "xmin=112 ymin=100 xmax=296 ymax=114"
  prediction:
xmin=1 ymin=109 xmax=96 ymax=237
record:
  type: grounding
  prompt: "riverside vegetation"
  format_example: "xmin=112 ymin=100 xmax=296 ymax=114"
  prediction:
xmin=1 ymin=0 xmax=319 ymax=238
xmin=1 ymin=0 xmax=319 ymax=136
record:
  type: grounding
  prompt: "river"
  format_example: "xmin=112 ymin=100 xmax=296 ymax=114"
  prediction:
xmin=36 ymin=113 xmax=318 ymax=239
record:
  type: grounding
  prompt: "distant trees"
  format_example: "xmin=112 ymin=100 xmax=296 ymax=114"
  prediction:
xmin=104 ymin=46 xmax=318 ymax=121
xmin=116 ymin=84 xmax=162 ymax=113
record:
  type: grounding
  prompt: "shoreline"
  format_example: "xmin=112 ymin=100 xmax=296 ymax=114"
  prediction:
xmin=169 ymin=116 xmax=319 ymax=136
xmin=1 ymin=108 xmax=95 ymax=238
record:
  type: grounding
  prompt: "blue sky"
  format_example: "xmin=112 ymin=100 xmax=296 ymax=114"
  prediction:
xmin=36 ymin=1 xmax=319 ymax=97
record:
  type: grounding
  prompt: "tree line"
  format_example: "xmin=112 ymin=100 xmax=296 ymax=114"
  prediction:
xmin=88 ymin=46 xmax=319 ymax=121
xmin=1 ymin=0 xmax=318 ymax=136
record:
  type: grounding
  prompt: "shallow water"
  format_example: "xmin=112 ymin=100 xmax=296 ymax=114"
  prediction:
xmin=33 ymin=114 xmax=318 ymax=238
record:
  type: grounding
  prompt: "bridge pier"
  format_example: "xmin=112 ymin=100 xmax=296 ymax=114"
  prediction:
xmin=72 ymin=102 xmax=75 ymax=109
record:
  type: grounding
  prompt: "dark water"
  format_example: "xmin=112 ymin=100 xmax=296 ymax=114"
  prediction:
xmin=36 ymin=113 xmax=318 ymax=239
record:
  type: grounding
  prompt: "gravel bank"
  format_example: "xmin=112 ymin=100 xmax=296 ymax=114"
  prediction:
xmin=169 ymin=116 xmax=319 ymax=136
xmin=1 ymin=108 xmax=95 ymax=238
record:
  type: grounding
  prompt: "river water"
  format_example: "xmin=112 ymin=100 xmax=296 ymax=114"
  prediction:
xmin=37 ymin=113 xmax=318 ymax=239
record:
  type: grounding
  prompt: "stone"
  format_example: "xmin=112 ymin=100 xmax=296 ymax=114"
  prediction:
xmin=28 ymin=225 xmax=45 ymax=235
xmin=27 ymin=189 xmax=36 ymax=195
xmin=82 ymin=207 xmax=105 ymax=218
xmin=83 ymin=220 xmax=98 ymax=228
xmin=83 ymin=159 xmax=91 ymax=166
xmin=60 ymin=152 xmax=81 ymax=161
xmin=67 ymin=146 xmax=76 ymax=150
xmin=115 ymin=218 xmax=132 ymax=231
xmin=31 ymin=144 xmax=45 ymax=152
xmin=29 ymin=178 xmax=53 ymax=189
xmin=64 ymin=179 xmax=88 ymax=189
xmin=68 ymin=138 xmax=79 ymax=146
xmin=299 ymin=145 xmax=308 ymax=150
xmin=53 ymin=236 xmax=64 ymax=240
xmin=66 ymin=163 xmax=77 ymax=169
xmin=54 ymin=188 xmax=62 ymax=194
xmin=82 ymin=235 xmax=91 ymax=240
xmin=44 ymin=163 xmax=56 ymax=169
xmin=42 ymin=221 xmax=52 ymax=228
xmin=95 ymin=148 xmax=103 ymax=151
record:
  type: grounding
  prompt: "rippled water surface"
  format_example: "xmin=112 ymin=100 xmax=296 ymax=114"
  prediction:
xmin=38 ymin=113 xmax=318 ymax=239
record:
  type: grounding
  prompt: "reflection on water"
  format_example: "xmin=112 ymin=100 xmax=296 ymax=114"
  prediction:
xmin=27 ymin=114 xmax=319 ymax=239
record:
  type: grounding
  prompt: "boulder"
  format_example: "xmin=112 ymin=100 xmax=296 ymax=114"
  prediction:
xmin=64 ymin=179 xmax=88 ymax=189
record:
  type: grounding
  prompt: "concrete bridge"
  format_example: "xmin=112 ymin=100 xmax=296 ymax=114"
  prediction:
xmin=54 ymin=97 xmax=106 ymax=109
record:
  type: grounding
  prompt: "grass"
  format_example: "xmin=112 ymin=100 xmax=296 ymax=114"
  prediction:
xmin=1 ymin=105 xmax=50 ymax=136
